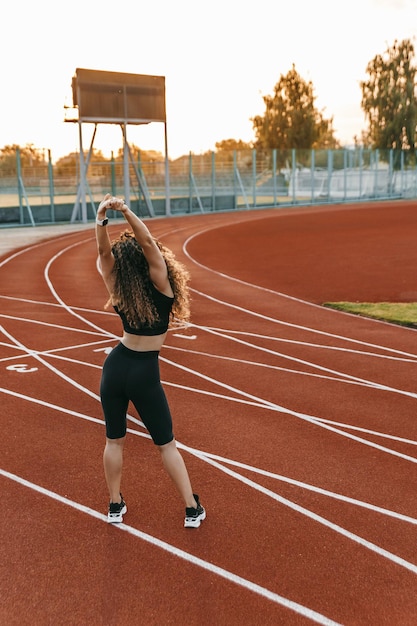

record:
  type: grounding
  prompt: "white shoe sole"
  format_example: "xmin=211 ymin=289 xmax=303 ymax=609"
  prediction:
xmin=184 ymin=508 xmax=206 ymax=528
xmin=108 ymin=504 xmax=127 ymax=523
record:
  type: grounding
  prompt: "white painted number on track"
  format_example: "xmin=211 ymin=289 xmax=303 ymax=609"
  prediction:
xmin=6 ymin=364 xmax=38 ymax=373
xmin=93 ymin=347 xmax=114 ymax=355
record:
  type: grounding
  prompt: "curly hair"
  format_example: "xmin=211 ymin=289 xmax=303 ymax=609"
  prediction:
xmin=108 ymin=230 xmax=190 ymax=328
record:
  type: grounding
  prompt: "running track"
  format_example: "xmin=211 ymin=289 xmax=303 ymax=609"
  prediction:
xmin=1 ymin=200 xmax=417 ymax=625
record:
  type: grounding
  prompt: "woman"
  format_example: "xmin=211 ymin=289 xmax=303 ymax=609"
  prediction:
xmin=95 ymin=193 xmax=205 ymax=528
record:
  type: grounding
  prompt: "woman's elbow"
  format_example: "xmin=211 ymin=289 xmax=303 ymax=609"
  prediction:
xmin=98 ymin=246 xmax=111 ymax=257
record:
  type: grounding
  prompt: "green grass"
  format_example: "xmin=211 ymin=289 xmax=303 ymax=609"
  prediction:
xmin=323 ymin=302 xmax=417 ymax=327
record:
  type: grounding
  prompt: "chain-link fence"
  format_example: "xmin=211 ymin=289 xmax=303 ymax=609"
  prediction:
xmin=1 ymin=148 xmax=416 ymax=226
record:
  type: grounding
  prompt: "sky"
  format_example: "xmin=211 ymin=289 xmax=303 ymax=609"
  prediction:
xmin=1 ymin=0 xmax=416 ymax=162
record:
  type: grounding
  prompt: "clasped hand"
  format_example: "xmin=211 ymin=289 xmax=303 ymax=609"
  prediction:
xmin=98 ymin=193 xmax=128 ymax=214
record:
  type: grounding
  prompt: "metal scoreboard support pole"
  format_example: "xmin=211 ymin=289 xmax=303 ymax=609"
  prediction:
xmin=164 ymin=120 xmax=170 ymax=216
xmin=122 ymin=122 xmax=130 ymax=209
xmin=66 ymin=68 xmax=169 ymax=222
xmin=77 ymin=119 xmax=87 ymax=223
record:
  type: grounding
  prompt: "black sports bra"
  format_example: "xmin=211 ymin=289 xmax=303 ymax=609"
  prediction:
xmin=113 ymin=284 xmax=174 ymax=336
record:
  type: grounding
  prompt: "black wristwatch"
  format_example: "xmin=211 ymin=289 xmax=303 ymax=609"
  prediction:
xmin=96 ymin=217 xmax=109 ymax=226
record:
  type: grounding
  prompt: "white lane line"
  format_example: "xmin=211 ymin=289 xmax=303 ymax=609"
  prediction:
xmin=204 ymin=327 xmax=417 ymax=363
xmin=3 ymin=316 xmax=417 ymax=468
xmin=4 ymin=338 xmax=417 ymax=453
xmin=4 ymin=291 xmax=417 ymax=362
xmin=160 ymin=355 xmax=417 ymax=465
xmin=3 ymin=325 xmax=414 ymax=403
xmin=3 ymin=318 xmax=417 ymax=468
xmin=0 ymin=325 xmax=103 ymax=402
xmin=12 ymin=341 xmax=412 ymax=456
xmin=182 ymin=450 xmax=417 ymax=576
xmin=0 ymin=386 xmax=105 ymax=426
xmin=4 ymin=225 xmax=416 ymax=584
xmin=5 ymin=290 xmax=416 ymax=400
xmin=190 ymin=447 xmax=417 ymax=526
xmin=0 ymin=327 xmax=411 ymax=400
xmin=0 ymin=338 xmax=113 ymax=354
xmin=0 ymin=294 xmax=115 ymax=317
xmin=0 ymin=313 xmax=111 ymax=337
xmin=0 ymin=468 xmax=340 ymax=626
xmin=182 ymin=222 xmax=417 ymax=332
xmin=3 ymin=305 xmax=413 ymax=393
xmin=190 ymin=287 xmax=417 ymax=360
xmin=165 ymin=344 xmax=417 ymax=393
xmin=165 ymin=378 xmax=417 ymax=450
xmin=3 ymin=383 xmax=417 ymax=586
xmin=43 ymin=238 xmax=120 ymax=335
xmin=2 ymin=386 xmax=417 ymax=529
xmin=186 ymin=323 xmax=417 ymax=399
xmin=0 ymin=340 xmax=116 ymax=367
xmin=29 ymin=229 xmax=417 ymax=404
xmin=32 ymin=227 xmax=417 ymax=369
xmin=0 ymin=230 xmax=93 ymax=269
xmin=165 ymin=344 xmax=380 ymax=388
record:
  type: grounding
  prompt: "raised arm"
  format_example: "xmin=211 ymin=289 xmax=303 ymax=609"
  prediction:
xmin=95 ymin=194 xmax=116 ymax=295
xmin=97 ymin=195 xmax=172 ymax=296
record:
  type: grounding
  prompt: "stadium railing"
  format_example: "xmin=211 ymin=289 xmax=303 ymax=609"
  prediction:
xmin=0 ymin=148 xmax=416 ymax=227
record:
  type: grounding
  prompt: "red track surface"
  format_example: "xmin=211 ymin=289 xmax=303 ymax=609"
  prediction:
xmin=2 ymin=201 xmax=417 ymax=625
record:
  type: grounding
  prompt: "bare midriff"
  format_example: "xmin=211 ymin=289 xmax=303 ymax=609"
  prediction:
xmin=121 ymin=330 xmax=167 ymax=352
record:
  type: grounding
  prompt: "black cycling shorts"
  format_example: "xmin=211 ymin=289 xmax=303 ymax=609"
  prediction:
xmin=100 ymin=342 xmax=174 ymax=445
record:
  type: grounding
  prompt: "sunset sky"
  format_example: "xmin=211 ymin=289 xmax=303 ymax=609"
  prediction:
xmin=2 ymin=0 xmax=416 ymax=161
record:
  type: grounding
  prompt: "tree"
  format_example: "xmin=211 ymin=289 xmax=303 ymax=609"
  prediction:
xmin=0 ymin=144 xmax=46 ymax=172
xmin=251 ymin=64 xmax=338 ymax=156
xmin=215 ymin=139 xmax=253 ymax=152
xmin=113 ymin=145 xmax=164 ymax=163
xmin=360 ymin=38 xmax=417 ymax=157
xmin=214 ymin=138 xmax=253 ymax=167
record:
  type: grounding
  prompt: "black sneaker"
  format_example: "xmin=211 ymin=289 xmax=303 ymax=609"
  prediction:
xmin=184 ymin=494 xmax=206 ymax=528
xmin=107 ymin=494 xmax=127 ymax=523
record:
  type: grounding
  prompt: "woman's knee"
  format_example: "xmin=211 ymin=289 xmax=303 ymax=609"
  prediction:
xmin=105 ymin=436 xmax=126 ymax=449
xmin=157 ymin=438 xmax=176 ymax=454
